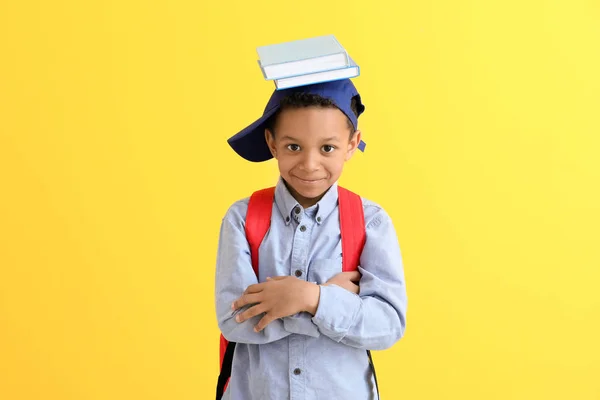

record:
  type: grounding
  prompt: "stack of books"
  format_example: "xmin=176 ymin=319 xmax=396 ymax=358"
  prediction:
xmin=257 ymin=35 xmax=360 ymax=90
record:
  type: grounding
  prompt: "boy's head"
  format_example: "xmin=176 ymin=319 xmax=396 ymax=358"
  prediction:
xmin=228 ymin=79 xmax=366 ymax=207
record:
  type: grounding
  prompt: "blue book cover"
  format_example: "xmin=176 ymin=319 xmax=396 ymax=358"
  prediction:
xmin=257 ymin=35 xmax=349 ymax=80
xmin=257 ymin=34 xmax=346 ymax=66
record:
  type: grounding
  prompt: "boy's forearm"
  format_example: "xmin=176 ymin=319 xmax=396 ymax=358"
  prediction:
xmin=229 ymin=280 xmax=323 ymax=338
xmin=220 ymin=303 xmax=321 ymax=341
xmin=218 ymin=305 xmax=292 ymax=344
xmin=219 ymin=281 xmax=322 ymax=342
xmin=311 ymin=282 xmax=406 ymax=350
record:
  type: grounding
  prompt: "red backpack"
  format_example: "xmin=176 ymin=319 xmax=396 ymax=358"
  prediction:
xmin=216 ymin=186 xmax=378 ymax=399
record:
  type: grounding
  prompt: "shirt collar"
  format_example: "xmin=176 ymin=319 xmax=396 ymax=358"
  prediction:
xmin=274 ymin=177 xmax=339 ymax=226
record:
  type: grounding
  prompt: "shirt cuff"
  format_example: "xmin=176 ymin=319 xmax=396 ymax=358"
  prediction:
xmin=311 ymin=284 xmax=362 ymax=342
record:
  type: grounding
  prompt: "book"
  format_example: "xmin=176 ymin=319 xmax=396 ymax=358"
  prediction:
xmin=257 ymin=35 xmax=349 ymax=80
xmin=273 ymin=56 xmax=360 ymax=90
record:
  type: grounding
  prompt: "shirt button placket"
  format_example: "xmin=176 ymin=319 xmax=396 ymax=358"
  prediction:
xmin=289 ymin=206 xmax=309 ymax=400
xmin=289 ymin=334 xmax=305 ymax=400
xmin=289 ymin=326 xmax=306 ymax=400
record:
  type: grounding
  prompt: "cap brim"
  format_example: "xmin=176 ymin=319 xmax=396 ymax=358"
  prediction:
xmin=227 ymin=106 xmax=280 ymax=162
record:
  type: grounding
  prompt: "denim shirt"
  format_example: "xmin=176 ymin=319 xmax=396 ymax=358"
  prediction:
xmin=215 ymin=178 xmax=408 ymax=400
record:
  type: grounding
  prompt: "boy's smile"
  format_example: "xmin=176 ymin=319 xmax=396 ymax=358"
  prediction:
xmin=265 ymin=107 xmax=361 ymax=208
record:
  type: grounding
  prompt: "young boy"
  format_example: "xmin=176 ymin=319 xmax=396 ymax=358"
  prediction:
xmin=215 ymin=79 xmax=407 ymax=399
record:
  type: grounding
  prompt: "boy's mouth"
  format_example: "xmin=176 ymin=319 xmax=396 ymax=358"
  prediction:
xmin=294 ymin=176 xmax=325 ymax=184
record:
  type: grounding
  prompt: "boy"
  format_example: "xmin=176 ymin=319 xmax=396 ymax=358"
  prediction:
xmin=215 ymin=79 xmax=407 ymax=399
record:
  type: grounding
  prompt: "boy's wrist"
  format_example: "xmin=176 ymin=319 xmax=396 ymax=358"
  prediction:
xmin=303 ymin=281 xmax=321 ymax=315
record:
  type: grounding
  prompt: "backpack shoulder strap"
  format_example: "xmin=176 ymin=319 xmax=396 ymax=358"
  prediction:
xmin=337 ymin=186 xmax=366 ymax=272
xmin=245 ymin=187 xmax=276 ymax=276
xmin=338 ymin=186 xmax=380 ymax=398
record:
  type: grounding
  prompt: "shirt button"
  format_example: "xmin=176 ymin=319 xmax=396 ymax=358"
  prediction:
xmin=293 ymin=368 xmax=302 ymax=375
xmin=316 ymin=216 xmax=322 ymax=223
xmin=286 ymin=216 xmax=290 ymax=222
xmin=295 ymin=270 xmax=302 ymax=277
xmin=294 ymin=206 xmax=301 ymax=214
xmin=299 ymin=225 xmax=306 ymax=232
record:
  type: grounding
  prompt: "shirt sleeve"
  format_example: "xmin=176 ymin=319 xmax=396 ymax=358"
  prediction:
xmin=282 ymin=312 xmax=321 ymax=338
xmin=215 ymin=202 xmax=293 ymax=344
xmin=310 ymin=205 xmax=408 ymax=350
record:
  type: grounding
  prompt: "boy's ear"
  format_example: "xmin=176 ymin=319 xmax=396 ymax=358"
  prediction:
xmin=265 ymin=129 xmax=277 ymax=158
xmin=345 ymin=130 xmax=362 ymax=161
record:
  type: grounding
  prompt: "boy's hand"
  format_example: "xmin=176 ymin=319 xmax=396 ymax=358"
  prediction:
xmin=232 ymin=276 xmax=320 ymax=332
xmin=323 ymin=271 xmax=361 ymax=294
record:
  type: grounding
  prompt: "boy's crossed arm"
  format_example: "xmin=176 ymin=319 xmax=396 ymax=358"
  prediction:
xmin=232 ymin=271 xmax=360 ymax=332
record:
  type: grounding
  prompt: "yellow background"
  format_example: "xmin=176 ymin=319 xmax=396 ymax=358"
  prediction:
xmin=1 ymin=0 xmax=599 ymax=398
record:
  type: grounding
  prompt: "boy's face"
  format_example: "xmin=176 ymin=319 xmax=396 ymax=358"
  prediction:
xmin=265 ymin=106 xmax=361 ymax=208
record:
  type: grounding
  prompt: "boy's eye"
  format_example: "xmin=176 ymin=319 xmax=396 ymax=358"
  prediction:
xmin=286 ymin=144 xmax=301 ymax=152
xmin=322 ymin=145 xmax=335 ymax=153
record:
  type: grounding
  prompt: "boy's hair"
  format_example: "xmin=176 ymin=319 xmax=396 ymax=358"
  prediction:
xmin=266 ymin=92 xmax=360 ymax=138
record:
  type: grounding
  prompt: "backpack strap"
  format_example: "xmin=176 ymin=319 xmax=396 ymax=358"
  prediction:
xmin=217 ymin=187 xmax=275 ymax=400
xmin=245 ymin=187 xmax=276 ymax=276
xmin=337 ymin=186 xmax=366 ymax=272
xmin=338 ymin=186 xmax=380 ymax=399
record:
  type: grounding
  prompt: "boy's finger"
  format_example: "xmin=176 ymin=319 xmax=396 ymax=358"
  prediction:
xmin=333 ymin=271 xmax=361 ymax=281
xmin=244 ymin=282 xmax=266 ymax=294
xmin=236 ymin=303 xmax=268 ymax=323
xmin=345 ymin=271 xmax=362 ymax=282
xmin=232 ymin=293 xmax=262 ymax=310
xmin=254 ymin=313 xmax=277 ymax=332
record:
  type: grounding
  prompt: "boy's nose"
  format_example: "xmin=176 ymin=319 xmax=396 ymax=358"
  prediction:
xmin=299 ymin=151 xmax=320 ymax=171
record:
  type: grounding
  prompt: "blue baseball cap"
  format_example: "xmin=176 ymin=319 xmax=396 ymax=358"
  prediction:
xmin=227 ymin=79 xmax=366 ymax=162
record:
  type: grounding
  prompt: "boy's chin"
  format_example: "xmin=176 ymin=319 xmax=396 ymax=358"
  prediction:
xmin=282 ymin=176 xmax=334 ymax=203
xmin=295 ymin=187 xmax=326 ymax=200
xmin=288 ymin=182 xmax=330 ymax=203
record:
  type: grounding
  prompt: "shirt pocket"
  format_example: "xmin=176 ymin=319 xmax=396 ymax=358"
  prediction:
xmin=307 ymin=256 xmax=342 ymax=285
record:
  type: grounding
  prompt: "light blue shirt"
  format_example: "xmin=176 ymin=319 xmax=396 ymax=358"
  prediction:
xmin=215 ymin=178 xmax=408 ymax=400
